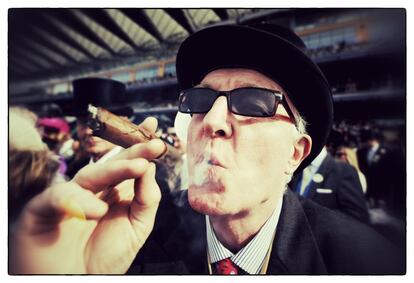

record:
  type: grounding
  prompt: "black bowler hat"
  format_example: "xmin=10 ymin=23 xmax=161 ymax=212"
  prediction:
xmin=176 ymin=23 xmax=333 ymax=173
xmin=67 ymin=77 xmax=133 ymax=117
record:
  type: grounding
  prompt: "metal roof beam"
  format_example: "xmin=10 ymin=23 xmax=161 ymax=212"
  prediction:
xmin=212 ymin=9 xmax=229 ymax=20
xmin=120 ymin=9 xmax=164 ymax=43
xmin=10 ymin=9 xmax=97 ymax=60
xmin=14 ymin=29 xmax=79 ymax=64
xmin=48 ymin=9 xmax=116 ymax=56
xmin=9 ymin=69 xmax=26 ymax=77
xmin=9 ymin=57 xmax=38 ymax=74
xmin=82 ymin=9 xmax=140 ymax=51
xmin=11 ymin=36 xmax=65 ymax=67
xmin=9 ymin=65 xmax=26 ymax=75
xmin=164 ymin=9 xmax=194 ymax=34
xmin=9 ymin=50 xmax=49 ymax=72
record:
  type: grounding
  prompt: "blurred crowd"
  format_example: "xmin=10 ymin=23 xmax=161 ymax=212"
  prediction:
xmin=329 ymin=120 xmax=405 ymax=212
xmin=326 ymin=120 xmax=405 ymax=247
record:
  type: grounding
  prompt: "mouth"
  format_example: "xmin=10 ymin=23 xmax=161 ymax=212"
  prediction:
xmin=195 ymin=152 xmax=226 ymax=168
xmin=191 ymin=152 xmax=227 ymax=186
xmin=207 ymin=157 xmax=225 ymax=168
xmin=86 ymin=137 xmax=99 ymax=147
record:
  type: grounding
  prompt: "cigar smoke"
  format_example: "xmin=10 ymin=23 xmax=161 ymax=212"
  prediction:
xmin=191 ymin=151 xmax=212 ymax=186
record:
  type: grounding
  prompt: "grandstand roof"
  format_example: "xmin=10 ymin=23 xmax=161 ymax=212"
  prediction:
xmin=9 ymin=8 xmax=291 ymax=84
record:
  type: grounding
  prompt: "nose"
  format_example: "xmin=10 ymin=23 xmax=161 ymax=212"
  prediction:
xmin=202 ymin=96 xmax=232 ymax=138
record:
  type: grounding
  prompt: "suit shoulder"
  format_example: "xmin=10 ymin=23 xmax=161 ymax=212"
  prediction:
xmin=298 ymin=197 xmax=404 ymax=273
xmin=330 ymin=157 xmax=356 ymax=171
xmin=299 ymin=196 xmax=362 ymax=227
xmin=296 ymin=195 xmax=391 ymax=256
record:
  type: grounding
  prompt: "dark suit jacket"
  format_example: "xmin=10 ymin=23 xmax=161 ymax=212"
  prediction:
xmin=290 ymin=154 xmax=369 ymax=223
xmin=127 ymin=189 xmax=404 ymax=275
xmin=357 ymin=144 xmax=403 ymax=207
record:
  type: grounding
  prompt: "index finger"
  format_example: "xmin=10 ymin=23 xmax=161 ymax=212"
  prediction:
xmin=73 ymin=158 xmax=150 ymax=193
xmin=109 ymin=138 xmax=167 ymax=162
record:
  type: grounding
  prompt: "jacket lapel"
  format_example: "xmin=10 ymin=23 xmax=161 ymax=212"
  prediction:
xmin=267 ymin=190 xmax=327 ymax=274
xmin=161 ymin=198 xmax=209 ymax=274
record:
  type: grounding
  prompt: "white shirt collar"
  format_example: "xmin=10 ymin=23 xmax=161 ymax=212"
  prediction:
xmin=311 ymin=147 xmax=327 ymax=169
xmin=206 ymin=194 xmax=283 ymax=274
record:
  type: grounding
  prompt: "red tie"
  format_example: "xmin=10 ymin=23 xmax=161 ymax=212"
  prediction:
xmin=214 ymin=258 xmax=239 ymax=275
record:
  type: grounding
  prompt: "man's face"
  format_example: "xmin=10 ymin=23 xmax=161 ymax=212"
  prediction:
xmin=186 ymin=69 xmax=305 ymax=217
xmin=39 ymin=126 xmax=67 ymax=152
xmin=335 ymin=147 xmax=348 ymax=162
xmin=76 ymin=117 xmax=115 ymax=159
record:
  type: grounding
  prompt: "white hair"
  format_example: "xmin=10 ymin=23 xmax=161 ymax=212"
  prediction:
xmin=282 ymin=95 xmax=309 ymax=186
xmin=283 ymin=92 xmax=308 ymax=136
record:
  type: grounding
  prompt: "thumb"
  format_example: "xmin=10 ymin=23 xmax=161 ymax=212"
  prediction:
xmin=129 ymin=162 xmax=161 ymax=237
xmin=20 ymin=182 xmax=109 ymax=231
xmin=140 ymin=117 xmax=158 ymax=134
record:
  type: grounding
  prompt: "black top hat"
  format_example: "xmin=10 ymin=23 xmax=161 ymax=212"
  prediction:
xmin=67 ymin=77 xmax=133 ymax=117
xmin=176 ymin=23 xmax=333 ymax=173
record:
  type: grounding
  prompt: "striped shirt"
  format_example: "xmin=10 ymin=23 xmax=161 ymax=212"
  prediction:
xmin=206 ymin=196 xmax=283 ymax=274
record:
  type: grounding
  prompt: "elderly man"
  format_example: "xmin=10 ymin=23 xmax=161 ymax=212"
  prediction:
xmin=9 ymin=23 xmax=403 ymax=275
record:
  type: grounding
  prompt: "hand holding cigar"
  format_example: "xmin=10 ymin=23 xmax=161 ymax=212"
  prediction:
xmin=87 ymin=105 xmax=181 ymax=160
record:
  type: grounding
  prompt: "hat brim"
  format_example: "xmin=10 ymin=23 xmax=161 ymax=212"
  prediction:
xmin=176 ymin=25 xmax=333 ymax=173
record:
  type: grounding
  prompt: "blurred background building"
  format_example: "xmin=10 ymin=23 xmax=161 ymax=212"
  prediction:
xmin=9 ymin=8 xmax=405 ymax=123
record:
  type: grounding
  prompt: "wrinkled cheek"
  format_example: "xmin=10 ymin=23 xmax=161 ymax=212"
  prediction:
xmin=242 ymin=145 xmax=288 ymax=186
xmin=186 ymin=127 xmax=205 ymax=179
xmin=186 ymin=128 xmax=197 ymax=158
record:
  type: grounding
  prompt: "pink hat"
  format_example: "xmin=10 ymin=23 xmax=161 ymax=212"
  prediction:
xmin=38 ymin=118 xmax=70 ymax=134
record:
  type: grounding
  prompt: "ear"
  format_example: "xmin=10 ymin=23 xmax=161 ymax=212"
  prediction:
xmin=287 ymin=134 xmax=312 ymax=174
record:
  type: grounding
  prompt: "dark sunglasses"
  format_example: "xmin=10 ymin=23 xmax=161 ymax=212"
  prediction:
xmin=178 ymin=87 xmax=295 ymax=121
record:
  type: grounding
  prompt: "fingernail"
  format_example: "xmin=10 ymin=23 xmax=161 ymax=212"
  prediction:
xmin=155 ymin=141 xmax=168 ymax=159
xmin=61 ymin=199 xmax=86 ymax=220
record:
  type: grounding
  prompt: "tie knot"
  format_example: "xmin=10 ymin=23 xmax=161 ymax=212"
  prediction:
xmin=214 ymin=258 xmax=239 ymax=275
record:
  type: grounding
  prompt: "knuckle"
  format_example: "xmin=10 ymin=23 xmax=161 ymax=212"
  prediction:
xmin=122 ymin=162 xmax=139 ymax=176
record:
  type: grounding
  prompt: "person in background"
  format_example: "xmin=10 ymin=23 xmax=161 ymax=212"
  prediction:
xmin=9 ymin=107 xmax=62 ymax=221
xmin=290 ymin=146 xmax=369 ymax=223
xmin=65 ymin=78 xmax=133 ymax=178
xmin=37 ymin=117 xmax=71 ymax=176
xmin=335 ymin=145 xmax=367 ymax=194
xmin=64 ymin=78 xmax=174 ymax=196
xmin=357 ymin=128 xmax=394 ymax=208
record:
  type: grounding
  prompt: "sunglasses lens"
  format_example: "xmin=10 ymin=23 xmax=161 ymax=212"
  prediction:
xmin=230 ymin=88 xmax=278 ymax=117
xmin=179 ymin=88 xmax=217 ymax=113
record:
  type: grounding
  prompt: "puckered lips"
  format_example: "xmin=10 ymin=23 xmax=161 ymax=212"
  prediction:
xmin=207 ymin=155 xmax=226 ymax=168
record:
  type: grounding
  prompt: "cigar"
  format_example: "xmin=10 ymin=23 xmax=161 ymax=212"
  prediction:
xmin=87 ymin=104 xmax=180 ymax=159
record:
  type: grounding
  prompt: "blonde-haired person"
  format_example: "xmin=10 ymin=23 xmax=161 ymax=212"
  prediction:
xmin=336 ymin=146 xmax=367 ymax=194
xmin=9 ymin=107 xmax=62 ymax=221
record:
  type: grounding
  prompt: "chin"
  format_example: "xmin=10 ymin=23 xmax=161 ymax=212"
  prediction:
xmin=187 ymin=183 xmax=237 ymax=217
